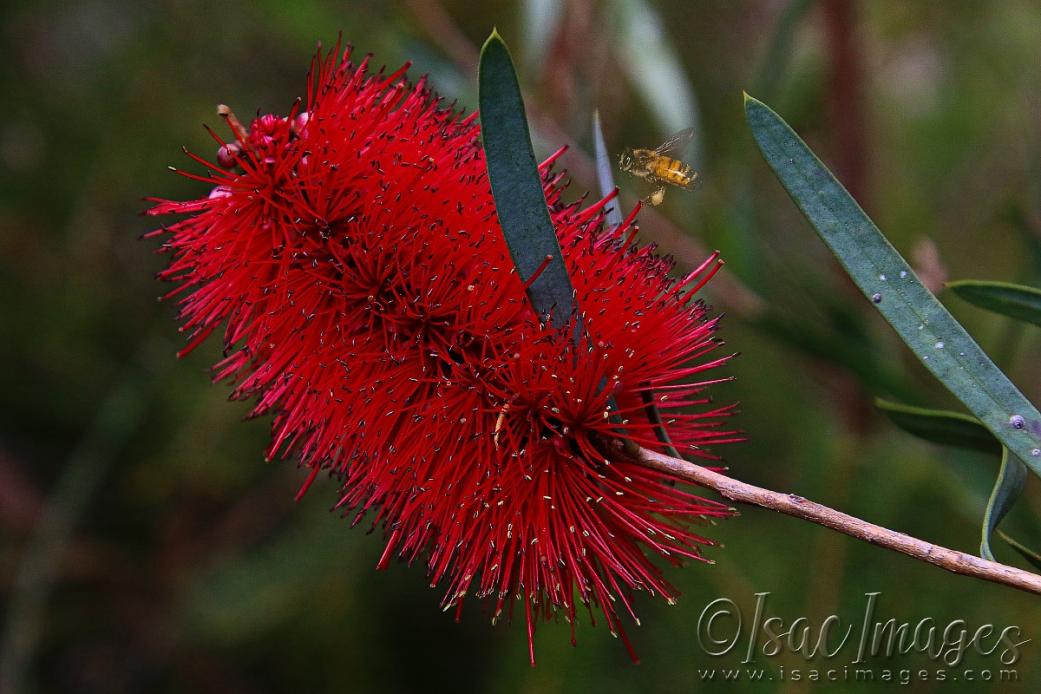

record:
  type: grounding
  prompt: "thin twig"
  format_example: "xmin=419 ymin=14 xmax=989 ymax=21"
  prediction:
xmin=631 ymin=446 xmax=1041 ymax=596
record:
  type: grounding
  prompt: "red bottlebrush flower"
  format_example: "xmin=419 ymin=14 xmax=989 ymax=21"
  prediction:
xmin=147 ymin=44 xmax=740 ymax=663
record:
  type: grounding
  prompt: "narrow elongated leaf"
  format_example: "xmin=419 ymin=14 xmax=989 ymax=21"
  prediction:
xmin=874 ymin=399 xmax=1000 ymax=456
xmin=948 ymin=280 xmax=1041 ymax=329
xmin=745 ymin=95 xmax=1041 ymax=476
xmin=999 ymin=531 xmax=1041 ymax=572
xmin=872 ymin=399 xmax=1024 ymax=562
xmin=981 ymin=447 xmax=1028 ymax=560
xmin=592 ymin=110 xmax=623 ymax=229
xmin=479 ymin=31 xmax=574 ymax=329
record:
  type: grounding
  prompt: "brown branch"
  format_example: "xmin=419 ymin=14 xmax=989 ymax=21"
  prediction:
xmin=631 ymin=446 xmax=1041 ymax=596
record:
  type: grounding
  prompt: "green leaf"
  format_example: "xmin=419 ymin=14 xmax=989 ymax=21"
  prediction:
xmin=947 ymin=280 xmax=1041 ymax=329
xmin=871 ymin=400 xmax=1025 ymax=563
xmin=592 ymin=109 xmax=623 ymax=229
xmin=981 ymin=447 xmax=1028 ymax=560
xmin=999 ymin=531 xmax=1041 ymax=572
xmin=745 ymin=94 xmax=1041 ymax=476
xmin=479 ymin=31 xmax=575 ymax=330
xmin=874 ymin=399 xmax=1000 ymax=456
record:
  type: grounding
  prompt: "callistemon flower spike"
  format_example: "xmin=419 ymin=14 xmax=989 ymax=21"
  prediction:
xmin=148 ymin=41 xmax=739 ymax=665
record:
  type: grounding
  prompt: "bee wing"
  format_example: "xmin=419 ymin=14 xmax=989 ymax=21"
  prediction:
xmin=654 ymin=127 xmax=696 ymax=156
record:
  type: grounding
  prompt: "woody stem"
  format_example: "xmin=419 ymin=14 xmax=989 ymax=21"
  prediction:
xmin=630 ymin=445 xmax=1041 ymax=596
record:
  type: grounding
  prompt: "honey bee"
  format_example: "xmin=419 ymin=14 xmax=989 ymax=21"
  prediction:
xmin=618 ymin=127 xmax=698 ymax=205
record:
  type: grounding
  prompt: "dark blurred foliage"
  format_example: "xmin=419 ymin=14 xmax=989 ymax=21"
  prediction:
xmin=3 ymin=1 xmax=1041 ymax=691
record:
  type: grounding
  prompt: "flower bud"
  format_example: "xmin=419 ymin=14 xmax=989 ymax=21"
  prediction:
xmin=216 ymin=142 xmax=240 ymax=169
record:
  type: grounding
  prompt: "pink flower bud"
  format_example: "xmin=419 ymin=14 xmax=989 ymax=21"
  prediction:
xmin=216 ymin=142 xmax=240 ymax=169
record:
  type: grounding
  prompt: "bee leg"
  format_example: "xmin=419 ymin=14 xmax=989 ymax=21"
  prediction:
xmin=641 ymin=186 xmax=663 ymax=205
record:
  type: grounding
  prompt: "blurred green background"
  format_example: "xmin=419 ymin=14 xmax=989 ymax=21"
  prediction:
xmin=3 ymin=0 xmax=1041 ymax=691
